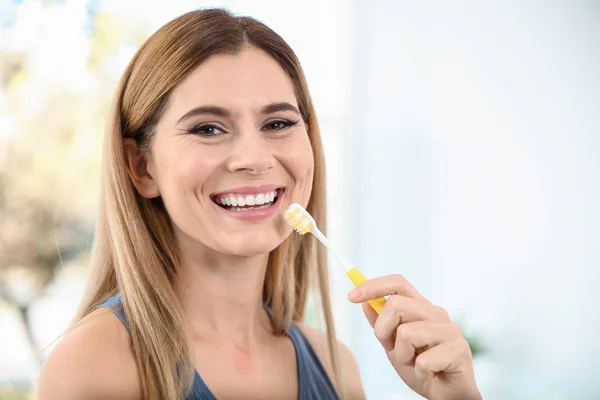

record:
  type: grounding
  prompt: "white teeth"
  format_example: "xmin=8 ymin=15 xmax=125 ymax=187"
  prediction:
xmin=215 ymin=189 xmax=280 ymax=209
xmin=228 ymin=203 xmax=272 ymax=212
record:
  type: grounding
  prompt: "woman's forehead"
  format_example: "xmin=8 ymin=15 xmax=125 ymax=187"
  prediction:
xmin=167 ymin=47 xmax=298 ymax=116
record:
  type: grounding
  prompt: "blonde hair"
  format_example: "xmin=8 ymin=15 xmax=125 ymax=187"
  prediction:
xmin=75 ymin=8 xmax=340 ymax=399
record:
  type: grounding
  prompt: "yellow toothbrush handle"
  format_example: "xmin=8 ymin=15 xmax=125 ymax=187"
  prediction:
xmin=347 ymin=267 xmax=386 ymax=314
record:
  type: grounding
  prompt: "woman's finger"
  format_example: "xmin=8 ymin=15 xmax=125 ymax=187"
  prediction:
xmin=348 ymin=274 xmax=427 ymax=304
xmin=413 ymin=338 xmax=472 ymax=381
xmin=362 ymin=301 xmax=378 ymax=328
xmin=390 ymin=321 xmax=462 ymax=364
xmin=373 ymin=297 xmax=451 ymax=351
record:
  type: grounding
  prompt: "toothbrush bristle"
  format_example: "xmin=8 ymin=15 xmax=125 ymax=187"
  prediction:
xmin=284 ymin=204 xmax=314 ymax=235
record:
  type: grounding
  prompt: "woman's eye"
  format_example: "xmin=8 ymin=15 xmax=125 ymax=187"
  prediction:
xmin=262 ymin=119 xmax=298 ymax=132
xmin=188 ymin=124 xmax=224 ymax=136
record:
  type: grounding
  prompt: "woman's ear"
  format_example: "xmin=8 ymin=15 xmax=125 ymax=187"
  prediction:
xmin=123 ymin=138 xmax=160 ymax=199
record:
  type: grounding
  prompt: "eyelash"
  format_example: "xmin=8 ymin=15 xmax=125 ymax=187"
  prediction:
xmin=188 ymin=119 xmax=300 ymax=137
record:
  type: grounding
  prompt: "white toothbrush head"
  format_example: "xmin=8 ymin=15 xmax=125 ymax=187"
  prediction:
xmin=283 ymin=203 xmax=316 ymax=235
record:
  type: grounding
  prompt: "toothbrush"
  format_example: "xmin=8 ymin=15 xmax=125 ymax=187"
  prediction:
xmin=284 ymin=203 xmax=387 ymax=314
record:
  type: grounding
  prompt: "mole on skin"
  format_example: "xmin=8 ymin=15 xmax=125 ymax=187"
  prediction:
xmin=233 ymin=347 xmax=254 ymax=375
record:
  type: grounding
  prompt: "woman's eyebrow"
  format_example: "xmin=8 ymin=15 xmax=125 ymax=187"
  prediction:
xmin=177 ymin=102 xmax=300 ymax=125
xmin=177 ymin=105 xmax=229 ymax=124
xmin=261 ymin=102 xmax=300 ymax=116
xmin=177 ymin=105 xmax=230 ymax=124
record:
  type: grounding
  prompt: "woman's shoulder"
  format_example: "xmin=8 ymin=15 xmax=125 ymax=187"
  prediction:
xmin=37 ymin=307 xmax=141 ymax=400
xmin=296 ymin=322 xmax=366 ymax=399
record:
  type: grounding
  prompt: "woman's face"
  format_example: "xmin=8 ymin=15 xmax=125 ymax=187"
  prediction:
xmin=145 ymin=47 xmax=314 ymax=256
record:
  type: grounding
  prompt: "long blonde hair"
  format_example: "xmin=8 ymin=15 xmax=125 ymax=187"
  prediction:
xmin=75 ymin=8 xmax=339 ymax=399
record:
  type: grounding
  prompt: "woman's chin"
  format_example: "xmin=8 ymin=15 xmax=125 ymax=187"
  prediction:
xmin=220 ymin=233 xmax=284 ymax=257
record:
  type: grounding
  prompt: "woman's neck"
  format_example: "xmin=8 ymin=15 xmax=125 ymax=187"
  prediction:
xmin=174 ymin=245 xmax=272 ymax=348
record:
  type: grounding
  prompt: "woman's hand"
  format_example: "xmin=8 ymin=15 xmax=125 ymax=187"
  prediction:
xmin=348 ymin=274 xmax=482 ymax=400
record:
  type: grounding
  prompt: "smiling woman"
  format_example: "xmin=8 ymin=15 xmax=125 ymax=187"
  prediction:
xmin=36 ymin=7 xmax=481 ymax=400
xmin=36 ymin=8 xmax=341 ymax=400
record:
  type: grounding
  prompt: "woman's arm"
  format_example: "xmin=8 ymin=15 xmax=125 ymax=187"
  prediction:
xmin=37 ymin=308 xmax=141 ymax=400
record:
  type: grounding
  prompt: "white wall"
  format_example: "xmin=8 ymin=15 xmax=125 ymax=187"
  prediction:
xmin=345 ymin=1 xmax=600 ymax=399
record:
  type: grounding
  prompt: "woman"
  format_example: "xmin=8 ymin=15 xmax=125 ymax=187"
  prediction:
xmin=37 ymin=8 xmax=482 ymax=400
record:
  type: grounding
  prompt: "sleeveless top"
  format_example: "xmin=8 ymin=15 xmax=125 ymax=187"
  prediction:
xmin=99 ymin=294 xmax=339 ymax=400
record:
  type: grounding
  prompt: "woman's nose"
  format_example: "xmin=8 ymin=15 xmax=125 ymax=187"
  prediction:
xmin=226 ymin=129 xmax=276 ymax=175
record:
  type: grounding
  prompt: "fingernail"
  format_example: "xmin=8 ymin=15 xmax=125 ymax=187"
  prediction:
xmin=348 ymin=288 xmax=363 ymax=302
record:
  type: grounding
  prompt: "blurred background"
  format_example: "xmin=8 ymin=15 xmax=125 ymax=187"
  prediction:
xmin=1 ymin=0 xmax=598 ymax=399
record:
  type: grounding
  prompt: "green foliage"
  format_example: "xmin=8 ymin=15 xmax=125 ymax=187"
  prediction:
xmin=0 ymin=386 xmax=33 ymax=400
xmin=0 ymin=0 xmax=152 ymax=363
xmin=456 ymin=317 xmax=487 ymax=358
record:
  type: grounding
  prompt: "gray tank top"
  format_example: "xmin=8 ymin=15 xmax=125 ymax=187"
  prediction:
xmin=99 ymin=294 xmax=339 ymax=399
